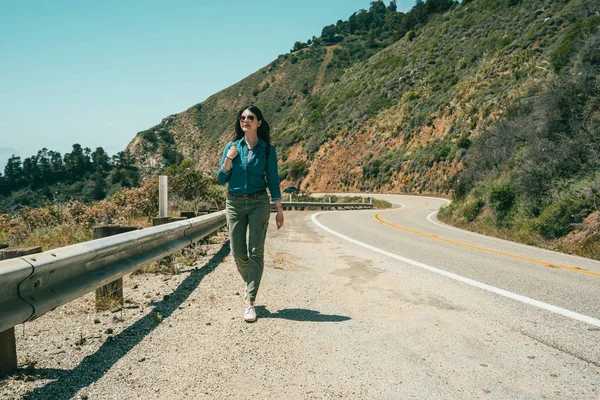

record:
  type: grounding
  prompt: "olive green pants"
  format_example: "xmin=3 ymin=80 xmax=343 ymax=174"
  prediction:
xmin=226 ymin=192 xmax=271 ymax=302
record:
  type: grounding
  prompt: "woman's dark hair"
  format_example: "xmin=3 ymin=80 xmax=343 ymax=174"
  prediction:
xmin=232 ymin=104 xmax=271 ymax=144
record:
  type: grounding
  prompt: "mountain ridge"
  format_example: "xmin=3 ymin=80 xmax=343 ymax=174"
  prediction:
xmin=125 ymin=0 xmax=600 ymax=258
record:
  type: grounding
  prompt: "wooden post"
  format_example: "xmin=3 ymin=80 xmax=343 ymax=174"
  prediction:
xmin=0 ymin=328 xmax=17 ymax=377
xmin=93 ymin=225 xmax=140 ymax=310
xmin=152 ymin=217 xmax=171 ymax=226
xmin=0 ymin=246 xmax=42 ymax=261
xmin=0 ymin=246 xmax=42 ymax=377
xmin=152 ymin=217 xmax=186 ymax=227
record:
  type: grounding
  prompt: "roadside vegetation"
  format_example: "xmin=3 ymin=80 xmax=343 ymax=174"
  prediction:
xmin=0 ymin=146 xmax=141 ymax=213
xmin=0 ymin=159 xmax=224 ymax=253
xmin=440 ymin=25 xmax=600 ymax=260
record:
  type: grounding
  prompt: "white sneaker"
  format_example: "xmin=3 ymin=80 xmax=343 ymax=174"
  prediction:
xmin=244 ymin=306 xmax=257 ymax=322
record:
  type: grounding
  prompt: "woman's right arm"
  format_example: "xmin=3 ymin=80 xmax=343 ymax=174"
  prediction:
xmin=217 ymin=143 xmax=233 ymax=184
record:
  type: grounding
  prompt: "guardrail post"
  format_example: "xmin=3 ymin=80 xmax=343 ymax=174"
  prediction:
xmin=153 ymin=217 xmax=186 ymax=226
xmin=0 ymin=328 xmax=17 ymax=377
xmin=93 ymin=225 xmax=140 ymax=310
xmin=0 ymin=246 xmax=42 ymax=377
xmin=370 ymin=197 xmax=373 ymax=205
xmin=159 ymin=175 xmax=168 ymax=218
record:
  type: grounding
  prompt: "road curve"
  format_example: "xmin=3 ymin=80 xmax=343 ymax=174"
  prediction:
xmin=312 ymin=193 xmax=600 ymax=364
xmin=4 ymin=200 xmax=600 ymax=399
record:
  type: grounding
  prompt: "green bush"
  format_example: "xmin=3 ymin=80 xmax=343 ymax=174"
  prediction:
xmin=551 ymin=16 xmax=600 ymax=73
xmin=537 ymin=195 xmax=590 ymax=239
xmin=489 ymin=184 xmax=516 ymax=223
xmin=279 ymin=160 xmax=309 ymax=182
xmin=141 ymin=130 xmax=157 ymax=143
xmin=457 ymin=136 xmax=471 ymax=149
xmin=366 ymin=97 xmax=394 ymax=116
xmin=462 ymin=198 xmax=485 ymax=222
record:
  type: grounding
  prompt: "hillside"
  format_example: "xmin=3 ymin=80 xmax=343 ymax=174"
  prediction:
xmin=126 ymin=0 xmax=600 ymax=258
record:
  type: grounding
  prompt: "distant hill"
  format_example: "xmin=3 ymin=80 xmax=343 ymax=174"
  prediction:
xmin=125 ymin=0 xmax=600 ymax=258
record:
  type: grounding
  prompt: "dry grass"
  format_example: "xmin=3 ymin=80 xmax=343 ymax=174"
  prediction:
xmin=438 ymin=207 xmax=600 ymax=261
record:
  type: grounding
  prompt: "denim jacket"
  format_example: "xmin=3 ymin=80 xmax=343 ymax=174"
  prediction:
xmin=217 ymin=138 xmax=282 ymax=202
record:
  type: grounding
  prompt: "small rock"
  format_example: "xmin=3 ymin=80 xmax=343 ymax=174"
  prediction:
xmin=527 ymin=356 xmax=536 ymax=359
xmin=138 ymin=357 xmax=146 ymax=362
xmin=94 ymin=318 xmax=101 ymax=324
xmin=205 ymin=322 xmax=212 ymax=326
xmin=234 ymin=292 xmax=240 ymax=296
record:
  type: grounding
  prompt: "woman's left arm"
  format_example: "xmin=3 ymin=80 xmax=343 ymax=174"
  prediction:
xmin=266 ymin=145 xmax=284 ymax=229
xmin=266 ymin=145 xmax=282 ymax=201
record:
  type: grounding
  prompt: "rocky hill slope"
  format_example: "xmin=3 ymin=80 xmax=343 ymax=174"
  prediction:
xmin=126 ymin=0 xmax=600 ymax=258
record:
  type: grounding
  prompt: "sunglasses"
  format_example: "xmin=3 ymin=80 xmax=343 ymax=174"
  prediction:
xmin=239 ymin=115 xmax=256 ymax=122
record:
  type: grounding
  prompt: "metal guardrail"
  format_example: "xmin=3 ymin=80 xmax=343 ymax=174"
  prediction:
xmin=0 ymin=201 xmax=372 ymax=333
xmin=0 ymin=210 xmax=226 ymax=333
xmin=275 ymin=202 xmax=373 ymax=210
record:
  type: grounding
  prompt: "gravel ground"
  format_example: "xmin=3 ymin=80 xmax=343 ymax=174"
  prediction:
xmin=1 ymin=212 xmax=599 ymax=399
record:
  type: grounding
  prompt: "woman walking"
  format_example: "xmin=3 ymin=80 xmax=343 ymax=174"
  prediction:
xmin=217 ymin=105 xmax=284 ymax=322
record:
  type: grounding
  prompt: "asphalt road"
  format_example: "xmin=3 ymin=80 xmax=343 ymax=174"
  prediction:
xmin=5 ymin=194 xmax=600 ymax=399
xmin=311 ymin=193 xmax=600 ymax=367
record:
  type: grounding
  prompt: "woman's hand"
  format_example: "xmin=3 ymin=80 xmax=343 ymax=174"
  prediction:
xmin=226 ymin=143 xmax=238 ymax=160
xmin=276 ymin=208 xmax=284 ymax=229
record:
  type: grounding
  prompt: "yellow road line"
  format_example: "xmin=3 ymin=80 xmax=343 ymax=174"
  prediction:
xmin=374 ymin=204 xmax=600 ymax=278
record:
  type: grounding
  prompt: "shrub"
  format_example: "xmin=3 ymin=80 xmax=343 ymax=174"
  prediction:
xmin=538 ymin=194 xmax=590 ymax=239
xmin=489 ymin=184 xmax=516 ymax=224
xmin=169 ymin=169 xmax=209 ymax=201
xmin=457 ymin=136 xmax=471 ymax=149
xmin=19 ymin=205 xmax=73 ymax=230
xmin=279 ymin=160 xmax=309 ymax=182
xmin=462 ymin=198 xmax=485 ymax=222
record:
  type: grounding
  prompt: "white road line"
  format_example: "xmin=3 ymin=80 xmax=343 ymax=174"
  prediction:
xmin=311 ymin=212 xmax=600 ymax=328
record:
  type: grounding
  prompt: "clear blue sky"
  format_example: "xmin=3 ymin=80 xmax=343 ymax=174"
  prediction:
xmin=0 ymin=1 xmax=414 ymax=170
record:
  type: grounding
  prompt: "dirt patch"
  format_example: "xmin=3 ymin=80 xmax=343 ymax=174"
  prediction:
xmin=268 ymin=251 xmax=310 ymax=272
